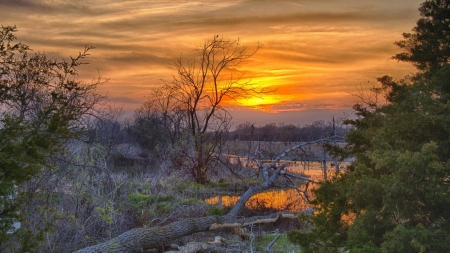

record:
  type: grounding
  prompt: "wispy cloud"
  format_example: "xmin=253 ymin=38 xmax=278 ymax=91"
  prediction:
xmin=1 ymin=0 xmax=422 ymax=122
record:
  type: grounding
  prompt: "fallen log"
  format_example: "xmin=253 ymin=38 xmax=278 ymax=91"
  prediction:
xmin=74 ymin=212 xmax=300 ymax=253
xmin=74 ymin=216 xmax=223 ymax=253
xmin=74 ymin=137 xmax=336 ymax=253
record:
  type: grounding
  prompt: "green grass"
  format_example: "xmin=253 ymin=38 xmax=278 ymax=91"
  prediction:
xmin=181 ymin=197 xmax=203 ymax=205
xmin=206 ymin=206 xmax=225 ymax=216
xmin=175 ymin=181 xmax=209 ymax=191
xmin=128 ymin=192 xmax=151 ymax=207
xmin=254 ymin=233 xmax=301 ymax=253
xmin=127 ymin=193 xmax=176 ymax=209
xmin=217 ymin=181 xmax=230 ymax=188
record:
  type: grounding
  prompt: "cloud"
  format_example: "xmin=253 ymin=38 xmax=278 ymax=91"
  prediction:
xmin=0 ymin=0 xmax=53 ymax=12
xmin=269 ymin=102 xmax=355 ymax=112
xmin=0 ymin=0 xmax=421 ymax=121
xmin=104 ymin=52 xmax=174 ymax=68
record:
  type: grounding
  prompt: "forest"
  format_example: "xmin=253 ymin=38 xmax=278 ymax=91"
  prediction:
xmin=1 ymin=0 xmax=449 ymax=252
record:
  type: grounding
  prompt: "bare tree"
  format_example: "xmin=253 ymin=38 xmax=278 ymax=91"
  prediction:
xmin=139 ymin=36 xmax=265 ymax=184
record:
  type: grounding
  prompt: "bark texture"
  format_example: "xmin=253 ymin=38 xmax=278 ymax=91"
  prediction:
xmin=74 ymin=216 xmax=222 ymax=253
xmin=73 ymin=181 xmax=274 ymax=253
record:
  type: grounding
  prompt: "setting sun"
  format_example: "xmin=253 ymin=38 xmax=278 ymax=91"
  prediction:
xmin=237 ymin=95 xmax=281 ymax=109
xmin=1 ymin=1 xmax=420 ymax=124
xmin=2 ymin=1 xmax=442 ymax=252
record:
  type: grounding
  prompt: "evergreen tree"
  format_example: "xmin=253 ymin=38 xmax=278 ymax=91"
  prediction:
xmin=394 ymin=0 xmax=450 ymax=73
xmin=288 ymin=1 xmax=450 ymax=251
xmin=290 ymin=71 xmax=450 ymax=252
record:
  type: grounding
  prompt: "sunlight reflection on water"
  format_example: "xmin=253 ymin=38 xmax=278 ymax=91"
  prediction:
xmin=205 ymin=188 xmax=312 ymax=212
xmin=205 ymin=162 xmax=341 ymax=212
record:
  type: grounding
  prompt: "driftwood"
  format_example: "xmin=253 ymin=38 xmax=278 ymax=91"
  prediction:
xmin=74 ymin=137 xmax=337 ymax=253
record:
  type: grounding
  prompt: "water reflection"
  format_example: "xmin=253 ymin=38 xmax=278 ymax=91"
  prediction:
xmin=205 ymin=158 xmax=348 ymax=212
xmin=205 ymin=188 xmax=311 ymax=212
xmin=205 ymin=161 xmax=344 ymax=212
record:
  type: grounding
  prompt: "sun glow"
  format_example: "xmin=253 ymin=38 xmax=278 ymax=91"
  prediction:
xmin=2 ymin=0 xmax=420 ymax=118
xmin=238 ymin=96 xmax=280 ymax=107
xmin=235 ymin=95 xmax=283 ymax=112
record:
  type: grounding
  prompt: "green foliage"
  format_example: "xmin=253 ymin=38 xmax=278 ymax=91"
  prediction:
xmin=155 ymin=202 xmax=173 ymax=213
xmin=0 ymin=25 xmax=102 ymax=242
xmin=206 ymin=206 xmax=225 ymax=216
xmin=380 ymin=224 xmax=450 ymax=253
xmin=95 ymin=200 xmax=120 ymax=226
xmin=127 ymin=192 xmax=151 ymax=206
xmin=393 ymin=0 xmax=450 ymax=73
xmin=181 ymin=197 xmax=203 ymax=205
xmin=289 ymin=2 xmax=450 ymax=250
xmin=217 ymin=181 xmax=230 ymax=188
xmin=127 ymin=193 xmax=175 ymax=209
xmin=291 ymin=69 xmax=450 ymax=252
xmin=255 ymin=234 xmax=300 ymax=253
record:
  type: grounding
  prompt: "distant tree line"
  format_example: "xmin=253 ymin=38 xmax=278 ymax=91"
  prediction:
xmin=226 ymin=119 xmax=349 ymax=143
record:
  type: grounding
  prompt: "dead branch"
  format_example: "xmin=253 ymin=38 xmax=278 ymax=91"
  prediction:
xmin=73 ymin=137 xmax=337 ymax=253
xmin=279 ymin=170 xmax=319 ymax=183
xmin=209 ymin=212 xmax=298 ymax=231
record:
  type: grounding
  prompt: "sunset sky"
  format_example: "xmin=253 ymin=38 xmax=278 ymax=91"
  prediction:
xmin=1 ymin=0 xmax=423 ymax=126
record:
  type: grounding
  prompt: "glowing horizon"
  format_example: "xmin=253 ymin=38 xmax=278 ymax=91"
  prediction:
xmin=1 ymin=0 xmax=422 ymax=124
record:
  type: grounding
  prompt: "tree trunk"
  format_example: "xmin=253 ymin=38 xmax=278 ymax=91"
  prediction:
xmin=322 ymin=147 xmax=327 ymax=181
xmin=74 ymin=177 xmax=281 ymax=253
xmin=74 ymin=137 xmax=337 ymax=253
xmin=74 ymin=216 xmax=223 ymax=253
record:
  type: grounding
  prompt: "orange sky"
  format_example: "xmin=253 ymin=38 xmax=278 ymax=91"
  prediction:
xmin=1 ymin=0 xmax=422 ymax=125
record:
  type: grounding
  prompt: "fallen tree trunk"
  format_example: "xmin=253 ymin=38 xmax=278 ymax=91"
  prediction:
xmin=74 ymin=212 xmax=299 ymax=253
xmin=74 ymin=216 xmax=223 ymax=253
xmin=74 ymin=180 xmax=288 ymax=252
xmin=74 ymin=137 xmax=336 ymax=253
